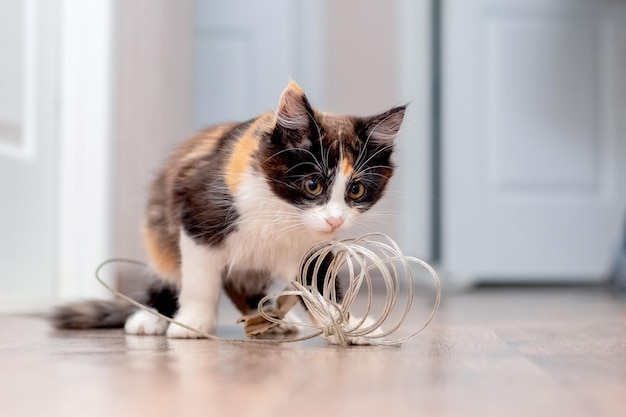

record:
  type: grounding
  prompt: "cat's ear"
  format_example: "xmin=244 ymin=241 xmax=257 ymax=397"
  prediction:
xmin=358 ymin=105 xmax=407 ymax=147
xmin=275 ymin=80 xmax=313 ymax=133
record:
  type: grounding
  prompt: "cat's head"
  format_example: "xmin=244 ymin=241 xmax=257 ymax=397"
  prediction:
xmin=260 ymin=81 xmax=406 ymax=237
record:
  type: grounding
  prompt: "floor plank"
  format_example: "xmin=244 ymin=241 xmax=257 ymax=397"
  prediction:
xmin=1 ymin=289 xmax=625 ymax=417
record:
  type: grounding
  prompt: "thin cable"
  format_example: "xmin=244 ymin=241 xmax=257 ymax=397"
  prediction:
xmin=96 ymin=233 xmax=441 ymax=346
xmin=95 ymin=259 xmax=319 ymax=345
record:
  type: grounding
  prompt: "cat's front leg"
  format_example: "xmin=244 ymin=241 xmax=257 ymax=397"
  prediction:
xmin=166 ymin=230 xmax=224 ymax=339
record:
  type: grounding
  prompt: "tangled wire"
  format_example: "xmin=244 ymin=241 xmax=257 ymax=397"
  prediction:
xmin=96 ymin=233 xmax=441 ymax=347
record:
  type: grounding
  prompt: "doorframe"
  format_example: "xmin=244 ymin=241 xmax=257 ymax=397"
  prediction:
xmin=57 ymin=0 xmax=115 ymax=299
xmin=0 ymin=0 xmax=38 ymax=161
xmin=0 ymin=0 xmax=61 ymax=313
xmin=0 ymin=0 xmax=116 ymax=312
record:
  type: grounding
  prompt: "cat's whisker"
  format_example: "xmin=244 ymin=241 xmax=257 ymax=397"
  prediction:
xmin=285 ymin=161 xmax=323 ymax=174
xmin=264 ymin=147 xmax=324 ymax=173
xmin=355 ymin=214 xmax=399 ymax=229
xmin=365 ymin=110 xmax=403 ymax=144
xmin=237 ymin=212 xmax=304 ymax=222
xmin=242 ymin=197 xmax=307 ymax=213
xmin=305 ymin=108 xmax=323 ymax=144
xmin=354 ymin=144 xmax=395 ymax=172
xmin=356 ymin=164 xmax=393 ymax=174
xmin=236 ymin=215 xmax=303 ymax=226
xmin=354 ymin=139 xmax=374 ymax=172
xmin=264 ymin=223 xmax=308 ymax=238
xmin=359 ymin=208 xmax=400 ymax=220
xmin=383 ymin=190 xmax=437 ymax=201
xmin=324 ymin=143 xmax=332 ymax=172
xmin=353 ymin=110 xmax=400 ymax=169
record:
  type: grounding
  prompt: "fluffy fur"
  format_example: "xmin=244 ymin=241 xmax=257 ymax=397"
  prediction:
xmin=51 ymin=80 xmax=406 ymax=339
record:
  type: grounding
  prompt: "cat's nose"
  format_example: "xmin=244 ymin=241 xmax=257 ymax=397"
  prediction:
xmin=325 ymin=217 xmax=344 ymax=230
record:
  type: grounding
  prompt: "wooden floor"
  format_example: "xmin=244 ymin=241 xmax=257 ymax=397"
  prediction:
xmin=1 ymin=288 xmax=625 ymax=417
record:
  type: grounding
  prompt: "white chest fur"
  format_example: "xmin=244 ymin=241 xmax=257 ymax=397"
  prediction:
xmin=226 ymin=169 xmax=324 ymax=282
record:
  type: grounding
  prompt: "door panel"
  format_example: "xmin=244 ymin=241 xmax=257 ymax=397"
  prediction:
xmin=194 ymin=0 xmax=297 ymax=128
xmin=0 ymin=0 xmax=58 ymax=306
xmin=443 ymin=0 xmax=626 ymax=282
xmin=485 ymin=15 xmax=598 ymax=191
xmin=0 ymin=0 xmax=23 ymax=150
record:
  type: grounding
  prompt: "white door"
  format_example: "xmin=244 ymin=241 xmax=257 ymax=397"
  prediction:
xmin=442 ymin=0 xmax=626 ymax=283
xmin=194 ymin=0 xmax=314 ymax=128
xmin=0 ymin=1 xmax=58 ymax=310
xmin=1 ymin=1 xmax=115 ymax=311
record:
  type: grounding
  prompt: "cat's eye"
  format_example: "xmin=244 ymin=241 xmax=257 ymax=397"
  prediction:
xmin=303 ymin=179 xmax=323 ymax=196
xmin=348 ymin=182 xmax=366 ymax=200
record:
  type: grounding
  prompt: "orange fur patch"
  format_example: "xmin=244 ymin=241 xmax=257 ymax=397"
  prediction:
xmin=181 ymin=124 xmax=232 ymax=164
xmin=225 ymin=114 xmax=273 ymax=193
xmin=340 ymin=157 xmax=354 ymax=177
xmin=287 ymin=79 xmax=304 ymax=95
xmin=143 ymin=226 xmax=181 ymax=282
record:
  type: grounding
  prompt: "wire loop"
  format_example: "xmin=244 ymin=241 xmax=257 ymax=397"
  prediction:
xmin=96 ymin=233 xmax=440 ymax=346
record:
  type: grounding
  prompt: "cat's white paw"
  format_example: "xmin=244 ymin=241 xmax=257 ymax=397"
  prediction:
xmin=166 ymin=311 xmax=217 ymax=339
xmin=325 ymin=315 xmax=384 ymax=346
xmin=124 ymin=310 xmax=169 ymax=335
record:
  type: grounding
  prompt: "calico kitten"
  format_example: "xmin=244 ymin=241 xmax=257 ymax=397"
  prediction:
xmin=52 ymin=81 xmax=406 ymax=340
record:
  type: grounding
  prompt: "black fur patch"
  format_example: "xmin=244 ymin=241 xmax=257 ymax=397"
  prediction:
xmin=302 ymin=251 xmax=343 ymax=302
xmin=174 ymin=121 xmax=256 ymax=247
xmin=147 ymin=281 xmax=179 ymax=318
xmin=259 ymin=110 xmax=397 ymax=214
xmin=260 ymin=136 xmax=335 ymax=208
xmin=49 ymin=299 xmax=136 ymax=329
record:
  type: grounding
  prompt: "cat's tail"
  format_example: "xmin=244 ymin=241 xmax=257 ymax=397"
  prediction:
xmin=49 ymin=282 xmax=179 ymax=329
xmin=49 ymin=299 xmax=136 ymax=329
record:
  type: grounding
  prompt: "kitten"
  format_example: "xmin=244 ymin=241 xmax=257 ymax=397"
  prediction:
xmin=52 ymin=80 xmax=406 ymax=340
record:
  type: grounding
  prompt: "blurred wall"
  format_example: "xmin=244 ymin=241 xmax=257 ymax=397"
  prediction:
xmin=113 ymin=0 xmax=195 ymax=290
xmin=325 ymin=0 xmax=400 ymax=240
xmin=325 ymin=0 xmax=396 ymax=115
